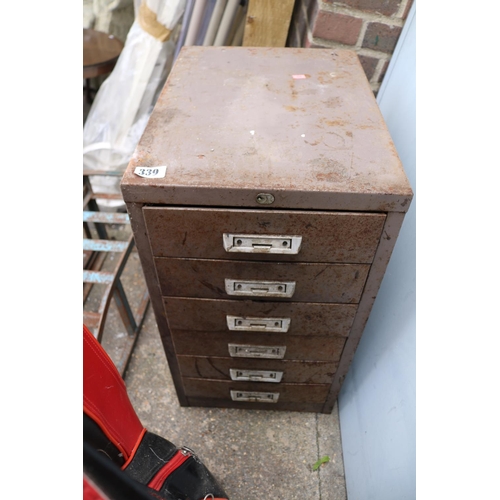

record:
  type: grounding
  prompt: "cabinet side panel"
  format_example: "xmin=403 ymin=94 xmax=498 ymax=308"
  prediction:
xmin=125 ymin=202 xmax=188 ymax=406
xmin=322 ymin=212 xmax=406 ymax=413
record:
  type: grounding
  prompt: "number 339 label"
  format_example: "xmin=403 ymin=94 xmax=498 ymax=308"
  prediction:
xmin=134 ymin=166 xmax=167 ymax=178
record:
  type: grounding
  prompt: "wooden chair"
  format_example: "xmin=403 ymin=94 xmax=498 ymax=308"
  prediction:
xmin=83 ymin=170 xmax=149 ymax=376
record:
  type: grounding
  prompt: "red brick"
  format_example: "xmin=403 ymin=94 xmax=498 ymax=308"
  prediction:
xmin=323 ymin=0 xmax=402 ymax=17
xmin=357 ymin=55 xmax=379 ymax=80
xmin=362 ymin=22 xmax=402 ymax=53
xmin=312 ymin=10 xmax=363 ymax=45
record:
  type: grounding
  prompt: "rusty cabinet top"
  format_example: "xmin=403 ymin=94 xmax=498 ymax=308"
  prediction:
xmin=121 ymin=47 xmax=412 ymax=212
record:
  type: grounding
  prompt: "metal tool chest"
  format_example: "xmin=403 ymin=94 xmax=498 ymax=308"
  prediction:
xmin=121 ymin=46 xmax=413 ymax=413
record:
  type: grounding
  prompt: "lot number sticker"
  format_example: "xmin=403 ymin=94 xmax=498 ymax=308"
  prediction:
xmin=134 ymin=166 xmax=167 ymax=178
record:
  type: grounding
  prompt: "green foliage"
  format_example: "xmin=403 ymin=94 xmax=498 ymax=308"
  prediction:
xmin=312 ymin=455 xmax=330 ymax=471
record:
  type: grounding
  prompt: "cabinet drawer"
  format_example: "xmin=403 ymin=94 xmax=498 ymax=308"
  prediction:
xmin=171 ymin=330 xmax=346 ymax=362
xmin=143 ymin=207 xmax=385 ymax=263
xmin=164 ymin=298 xmax=356 ymax=337
xmin=155 ymin=258 xmax=369 ymax=303
xmin=177 ymin=356 xmax=338 ymax=384
xmin=182 ymin=378 xmax=330 ymax=404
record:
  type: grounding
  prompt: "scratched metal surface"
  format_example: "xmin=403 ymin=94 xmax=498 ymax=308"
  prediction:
xmin=170 ymin=330 xmax=346 ymax=362
xmin=163 ymin=297 xmax=357 ymax=337
xmin=176 ymin=356 xmax=338 ymax=384
xmin=143 ymin=207 xmax=386 ymax=263
xmin=154 ymin=258 xmax=369 ymax=304
xmin=121 ymin=47 xmax=412 ymax=212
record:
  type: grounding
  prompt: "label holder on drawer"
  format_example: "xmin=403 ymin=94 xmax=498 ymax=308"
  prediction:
xmin=226 ymin=315 xmax=291 ymax=333
xmin=225 ymin=279 xmax=296 ymax=298
xmin=230 ymin=368 xmax=284 ymax=383
xmin=223 ymin=234 xmax=302 ymax=254
xmin=228 ymin=343 xmax=286 ymax=359
xmin=230 ymin=390 xmax=279 ymax=403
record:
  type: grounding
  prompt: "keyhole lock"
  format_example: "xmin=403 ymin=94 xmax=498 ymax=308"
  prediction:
xmin=256 ymin=193 xmax=275 ymax=205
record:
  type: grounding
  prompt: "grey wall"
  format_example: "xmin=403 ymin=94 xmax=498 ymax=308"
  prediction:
xmin=338 ymin=3 xmax=416 ymax=499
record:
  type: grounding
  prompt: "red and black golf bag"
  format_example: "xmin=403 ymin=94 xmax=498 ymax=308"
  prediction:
xmin=83 ymin=324 xmax=229 ymax=500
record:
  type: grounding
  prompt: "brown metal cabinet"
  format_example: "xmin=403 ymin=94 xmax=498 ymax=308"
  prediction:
xmin=121 ymin=47 xmax=413 ymax=414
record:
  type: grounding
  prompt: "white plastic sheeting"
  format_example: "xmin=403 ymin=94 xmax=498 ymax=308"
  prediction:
xmin=83 ymin=0 xmax=186 ymax=205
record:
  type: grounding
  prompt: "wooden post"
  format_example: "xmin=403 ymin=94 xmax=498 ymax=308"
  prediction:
xmin=242 ymin=0 xmax=295 ymax=47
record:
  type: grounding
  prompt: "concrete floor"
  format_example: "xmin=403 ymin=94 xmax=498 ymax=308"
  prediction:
xmin=84 ymin=91 xmax=348 ymax=500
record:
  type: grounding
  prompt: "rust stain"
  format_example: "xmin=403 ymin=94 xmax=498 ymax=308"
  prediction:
xmin=317 ymin=71 xmax=332 ymax=84
xmin=323 ymin=119 xmax=346 ymax=127
xmin=284 ymin=105 xmax=305 ymax=112
xmin=323 ymin=97 xmax=342 ymax=108
xmin=310 ymin=157 xmax=350 ymax=183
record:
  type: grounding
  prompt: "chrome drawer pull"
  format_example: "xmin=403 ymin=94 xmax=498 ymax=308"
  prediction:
xmin=230 ymin=390 xmax=279 ymax=403
xmin=230 ymin=369 xmax=283 ymax=383
xmin=226 ymin=315 xmax=291 ymax=333
xmin=225 ymin=279 xmax=296 ymax=298
xmin=228 ymin=343 xmax=286 ymax=359
xmin=223 ymin=234 xmax=302 ymax=254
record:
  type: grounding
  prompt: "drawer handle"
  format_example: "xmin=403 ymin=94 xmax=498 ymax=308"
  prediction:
xmin=223 ymin=234 xmax=302 ymax=254
xmin=230 ymin=369 xmax=283 ymax=383
xmin=227 ymin=315 xmax=291 ymax=333
xmin=228 ymin=343 xmax=286 ymax=359
xmin=225 ymin=279 xmax=296 ymax=298
xmin=230 ymin=390 xmax=279 ymax=403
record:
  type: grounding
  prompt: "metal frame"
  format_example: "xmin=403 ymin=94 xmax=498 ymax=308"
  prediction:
xmin=83 ymin=171 xmax=150 ymax=376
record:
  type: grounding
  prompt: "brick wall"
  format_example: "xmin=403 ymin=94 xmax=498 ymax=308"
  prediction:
xmin=287 ymin=0 xmax=414 ymax=94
